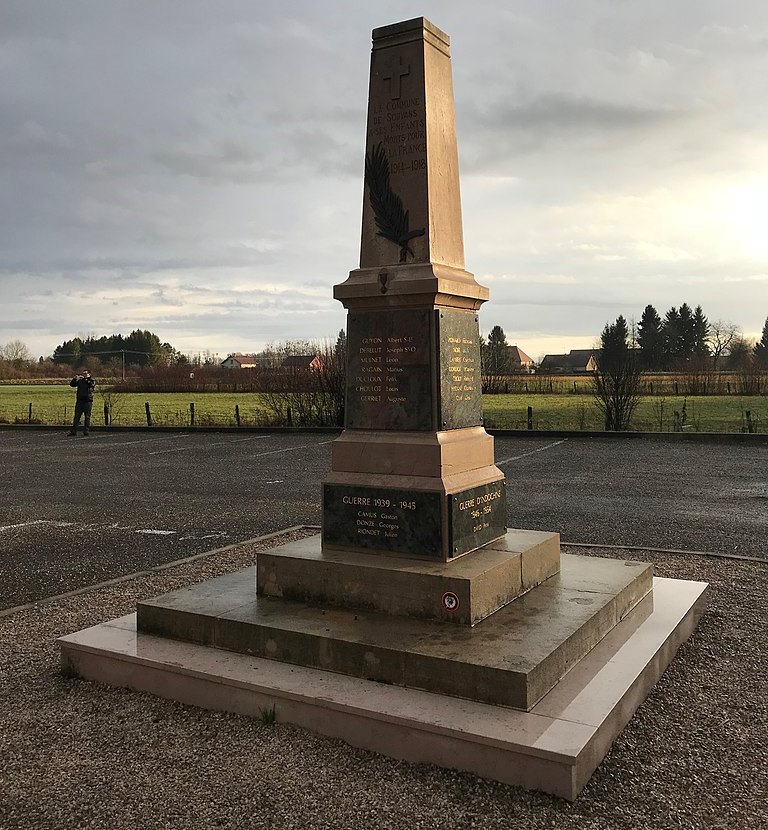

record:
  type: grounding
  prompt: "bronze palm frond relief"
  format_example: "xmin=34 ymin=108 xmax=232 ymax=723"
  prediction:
xmin=364 ymin=142 xmax=425 ymax=263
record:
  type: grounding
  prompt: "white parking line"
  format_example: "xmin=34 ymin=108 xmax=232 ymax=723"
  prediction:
xmin=149 ymin=437 xmax=334 ymax=457
xmin=0 ymin=433 xmax=190 ymax=454
xmin=148 ymin=446 xmax=193 ymax=455
xmin=136 ymin=529 xmax=177 ymax=535
xmin=0 ymin=519 xmax=228 ymax=541
xmin=0 ymin=520 xmax=47 ymax=532
xmin=250 ymin=439 xmax=335 ymax=458
xmin=496 ymin=439 xmax=567 ymax=466
xmin=208 ymin=435 xmax=272 ymax=447
xmin=148 ymin=435 xmax=270 ymax=455
xmin=0 ymin=520 xmax=75 ymax=532
xmin=85 ymin=435 xmax=189 ymax=449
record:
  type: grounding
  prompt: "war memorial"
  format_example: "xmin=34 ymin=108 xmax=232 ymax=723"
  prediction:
xmin=59 ymin=18 xmax=709 ymax=800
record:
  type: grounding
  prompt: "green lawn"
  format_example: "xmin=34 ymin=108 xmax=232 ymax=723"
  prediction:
xmin=0 ymin=385 xmax=764 ymax=432
xmin=0 ymin=386 xmax=275 ymax=427
xmin=483 ymin=393 xmax=766 ymax=433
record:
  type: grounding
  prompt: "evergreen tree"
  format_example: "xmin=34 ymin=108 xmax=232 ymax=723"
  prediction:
xmin=727 ymin=337 xmax=753 ymax=370
xmin=593 ymin=316 xmax=642 ymax=430
xmin=51 ymin=331 xmax=175 ymax=367
xmin=637 ymin=305 xmax=663 ymax=370
xmin=485 ymin=325 xmax=512 ymax=376
xmin=691 ymin=305 xmax=710 ymax=357
xmin=53 ymin=337 xmax=84 ymax=364
xmin=678 ymin=303 xmax=695 ymax=361
xmin=124 ymin=329 xmax=164 ymax=365
xmin=754 ymin=316 xmax=768 ymax=368
xmin=334 ymin=329 xmax=347 ymax=360
xmin=661 ymin=307 xmax=682 ymax=368
xmin=600 ymin=315 xmax=629 ymax=362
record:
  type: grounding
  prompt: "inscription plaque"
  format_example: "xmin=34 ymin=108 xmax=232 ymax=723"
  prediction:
xmin=449 ymin=480 xmax=507 ymax=557
xmin=437 ymin=310 xmax=483 ymax=430
xmin=323 ymin=484 xmax=442 ymax=557
xmin=346 ymin=309 xmax=432 ymax=430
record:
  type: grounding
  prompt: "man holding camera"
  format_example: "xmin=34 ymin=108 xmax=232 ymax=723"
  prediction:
xmin=68 ymin=369 xmax=95 ymax=436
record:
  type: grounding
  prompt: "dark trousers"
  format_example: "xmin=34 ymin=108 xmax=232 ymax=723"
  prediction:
xmin=73 ymin=400 xmax=93 ymax=433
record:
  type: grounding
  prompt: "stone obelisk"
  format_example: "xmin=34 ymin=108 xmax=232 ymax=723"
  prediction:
xmin=323 ymin=17 xmax=506 ymax=561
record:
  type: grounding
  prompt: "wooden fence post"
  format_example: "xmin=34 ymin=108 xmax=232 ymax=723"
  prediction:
xmin=527 ymin=406 xmax=533 ymax=430
xmin=190 ymin=402 xmax=195 ymax=426
xmin=103 ymin=402 xmax=110 ymax=426
xmin=145 ymin=401 xmax=152 ymax=427
xmin=235 ymin=404 xmax=241 ymax=427
xmin=28 ymin=402 xmax=32 ymax=423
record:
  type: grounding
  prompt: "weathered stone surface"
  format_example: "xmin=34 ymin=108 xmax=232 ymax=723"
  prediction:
xmin=136 ymin=552 xmax=653 ymax=710
xmin=322 ymin=483 xmax=443 ymax=557
xmin=345 ymin=309 xmax=432 ymax=431
xmin=257 ymin=533 xmax=529 ymax=626
xmin=449 ymin=480 xmax=507 ymax=556
xmin=360 ymin=18 xmax=463 ymax=271
xmin=60 ymin=576 xmax=709 ymax=801
xmin=437 ymin=309 xmax=483 ymax=430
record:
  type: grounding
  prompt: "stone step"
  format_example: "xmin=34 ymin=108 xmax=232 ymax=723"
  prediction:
xmin=59 ymin=577 xmax=708 ymax=801
xmin=136 ymin=552 xmax=652 ymax=710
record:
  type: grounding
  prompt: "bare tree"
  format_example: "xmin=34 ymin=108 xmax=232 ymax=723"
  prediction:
xmin=260 ymin=338 xmax=346 ymax=427
xmin=708 ymin=320 xmax=740 ymax=369
xmin=0 ymin=339 xmax=32 ymax=366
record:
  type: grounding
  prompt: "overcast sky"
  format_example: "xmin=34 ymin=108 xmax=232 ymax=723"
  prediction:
xmin=1 ymin=1 xmax=767 ymax=362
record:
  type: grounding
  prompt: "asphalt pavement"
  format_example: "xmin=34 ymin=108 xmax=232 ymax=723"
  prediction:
xmin=1 ymin=429 xmax=766 ymax=609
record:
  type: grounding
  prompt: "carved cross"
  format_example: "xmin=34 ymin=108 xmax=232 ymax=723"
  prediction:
xmin=382 ymin=56 xmax=410 ymax=100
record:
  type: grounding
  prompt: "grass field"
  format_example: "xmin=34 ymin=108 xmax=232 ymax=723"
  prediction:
xmin=0 ymin=385 xmax=275 ymax=427
xmin=482 ymin=393 xmax=765 ymax=432
xmin=0 ymin=384 xmax=764 ymax=433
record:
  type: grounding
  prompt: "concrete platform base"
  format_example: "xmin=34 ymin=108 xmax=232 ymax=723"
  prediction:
xmin=59 ymin=577 xmax=708 ymax=801
xmin=136 ymin=552 xmax=653 ymax=710
xmin=257 ymin=530 xmax=560 ymax=626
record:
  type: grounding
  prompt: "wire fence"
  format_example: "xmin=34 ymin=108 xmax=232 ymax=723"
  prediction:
xmin=0 ymin=401 xmax=286 ymax=428
xmin=1 ymin=394 xmax=763 ymax=434
xmin=485 ymin=372 xmax=767 ymax=397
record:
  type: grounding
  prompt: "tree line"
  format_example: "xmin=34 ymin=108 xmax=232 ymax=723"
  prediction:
xmin=635 ymin=304 xmax=767 ymax=370
xmin=594 ymin=312 xmax=768 ymax=430
xmin=51 ymin=330 xmax=188 ymax=369
xmin=480 ymin=307 xmax=768 ymax=374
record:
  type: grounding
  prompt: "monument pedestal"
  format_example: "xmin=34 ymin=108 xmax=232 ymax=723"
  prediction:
xmin=58 ymin=541 xmax=708 ymax=800
xmin=57 ymin=16 xmax=709 ymax=800
xmin=257 ymin=529 xmax=560 ymax=626
xmin=133 ymin=539 xmax=651 ymax=711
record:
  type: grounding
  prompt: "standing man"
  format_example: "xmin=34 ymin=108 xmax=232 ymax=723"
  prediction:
xmin=68 ymin=369 xmax=95 ymax=436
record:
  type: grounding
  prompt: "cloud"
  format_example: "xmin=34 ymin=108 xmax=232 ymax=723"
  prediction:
xmin=1 ymin=0 xmax=767 ymax=358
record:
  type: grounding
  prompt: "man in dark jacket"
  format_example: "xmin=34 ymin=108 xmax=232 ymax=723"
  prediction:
xmin=68 ymin=369 xmax=95 ymax=436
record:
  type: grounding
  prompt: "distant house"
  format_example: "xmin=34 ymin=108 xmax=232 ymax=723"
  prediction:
xmin=539 ymin=349 xmax=598 ymax=374
xmin=281 ymin=354 xmax=324 ymax=372
xmin=509 ymin=346 xmax=536 ymax=373
xmin=221 ymin=353 xmax=259 ymax=369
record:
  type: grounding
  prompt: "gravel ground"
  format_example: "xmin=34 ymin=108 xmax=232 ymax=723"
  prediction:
xmin=1 ymin=532 xmax=766 ymax=830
